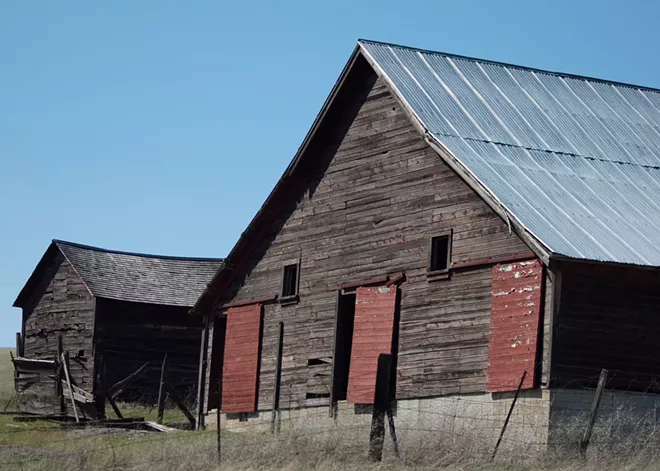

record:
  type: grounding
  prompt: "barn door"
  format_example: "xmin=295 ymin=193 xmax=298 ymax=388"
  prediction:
xmin=345 ymin=285 xmax=398 ymax=404
xmin=221 ymin=303 xmax=263 ymax=413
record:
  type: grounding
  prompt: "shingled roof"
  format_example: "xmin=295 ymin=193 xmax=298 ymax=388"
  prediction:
xmin=15 ymin=240 xmax=223 ymax=308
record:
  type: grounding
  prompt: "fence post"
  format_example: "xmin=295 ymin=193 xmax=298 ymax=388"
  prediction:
xmin=217 ymin=380 xmax=222 ymax=465
xmin=491 ymin=370 xmax=527 ymax=461
xmin=368 ymin=353 xmax=392 ymax=462
xmin=580 ymin=368 xmax=608 ymax=457
xmin=271 ymin=322 xmax=284 ymax=434
xmin=156 ymin=354 xmax=168 ymax=425
xmin=15 ymin=332 xmax=23 ymax=358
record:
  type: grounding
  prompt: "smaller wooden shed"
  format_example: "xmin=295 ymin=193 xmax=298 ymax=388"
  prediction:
xmin=12 ymin=240 xmax=223 ymax=415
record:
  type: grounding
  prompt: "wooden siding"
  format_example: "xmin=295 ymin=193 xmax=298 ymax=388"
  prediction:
xmin=221 ymin=304 xmax=262 ymax=413
xmin=552 ymin=262 xmax=660 ymax=392
xmin=95 ymin=298 xmax=202 ymax=402
xmin=22 ymin=253 xmax=95 ymax=391
xmin=209 ymin=76 xmax=533 ymax=411
xmin=487 ymin=259 xmax=543 ymax=392
xmin=346 ymin=286 xmax=397 ymax=404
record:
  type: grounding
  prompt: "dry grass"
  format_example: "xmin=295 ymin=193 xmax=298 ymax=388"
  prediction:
xmin=0 ymin=348 xmax=15 ymax=410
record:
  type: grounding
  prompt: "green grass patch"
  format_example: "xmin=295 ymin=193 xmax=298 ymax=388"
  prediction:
xmin=0 ymin=348 xmax=16 ymax=410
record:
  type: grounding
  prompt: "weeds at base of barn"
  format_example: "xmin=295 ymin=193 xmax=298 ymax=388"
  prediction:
xmin=3 ymin=419 xmax=660 ymax=471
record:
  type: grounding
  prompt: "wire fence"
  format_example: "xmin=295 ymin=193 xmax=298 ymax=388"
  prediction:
xmin=6 ymin=371 xmax=660 ymax=470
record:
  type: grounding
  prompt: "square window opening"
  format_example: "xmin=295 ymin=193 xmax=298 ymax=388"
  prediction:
xmin=280 ymin=263 xmax=299 ymax=300
xmin=429 ymin=234 xmax=451 ymax=274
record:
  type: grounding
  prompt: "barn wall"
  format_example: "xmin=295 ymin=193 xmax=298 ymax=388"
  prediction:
xmin=552 ymin=262 xmax=660 ymax=391
xmin=95 ymin=298 xmax=202 ymax=402
xmin=22 ymin=252 xmax=96 ymax=390
xmin=210 ymin=76 xmax=538 ymax=412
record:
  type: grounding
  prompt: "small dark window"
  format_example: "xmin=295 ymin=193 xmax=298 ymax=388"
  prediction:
xmin=429 ymin=233 xmax=451 ymax=274
xmin=280 ymin=263 xmax=299 ymax=300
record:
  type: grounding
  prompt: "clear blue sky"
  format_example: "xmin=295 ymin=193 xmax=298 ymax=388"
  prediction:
xmin=2 ymin=0 xmax=659 ymax=347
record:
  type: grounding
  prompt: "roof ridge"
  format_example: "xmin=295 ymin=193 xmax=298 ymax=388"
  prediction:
xmin=357 ymin=39 xmax=660 ymax=95
xmin=53 ymin=239 xmax=224 ymax=262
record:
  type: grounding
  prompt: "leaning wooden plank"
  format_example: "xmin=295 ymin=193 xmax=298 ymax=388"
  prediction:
xmin=164 ymin=382 xmax=195 ymax=429
xmin=144 ymin=421 xmax=178 ymax=433
xmin=61 ymin=352 xmax=79 ymax=423
xmin=107 ymin=361 xmax=150 ymax=399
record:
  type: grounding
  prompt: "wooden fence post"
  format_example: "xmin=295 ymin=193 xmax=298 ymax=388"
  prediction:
xmin=271 ymin=322 xmax=284 ymax=434
xmin=491 ymin=370 xmax=527 ymax=462
xmin=580 ymin=368 xmax=608 ymax=457
xmin=15 ymin=332 xmax=23 ymax=358
xmin=368 ymin=353 xmax=392 ymax=462
xmin=156 ymin=354 xmax=168 ymax=425
xmin=217 ymin=380 xmax=222 ymax=465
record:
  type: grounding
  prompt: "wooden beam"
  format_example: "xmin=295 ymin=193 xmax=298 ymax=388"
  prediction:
xmin=221 ymin=295 xmax=278 ymax=310
xmin=340 ymin=275 xmax=389 ymax=290
xmin=156 ymin=354 xmax=168 ymax=425
xmin=61 ymin=352 xmax=79 ymax=423
xmin=271 ymin=322 xmax=284 ymax=434
xmin=196 ymin=316 xmax=210 ymax=430
xmin=580 ymin=369 xmax=608 ymax=457
xmin=452 ymin=252 xmax=536 ymax=270
xmin=491 ymin=370 xmax=526 ymax=461
xmin=107 ymin=361 xmax=150 ymax=399
xmin=164 ymin=382 xmax=195 ymax=429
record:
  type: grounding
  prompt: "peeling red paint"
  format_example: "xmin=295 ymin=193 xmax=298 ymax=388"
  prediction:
xmin=487 ymin=259 xmax=543 ymax=392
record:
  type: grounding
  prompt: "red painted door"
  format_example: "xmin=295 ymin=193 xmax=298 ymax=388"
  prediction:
xmin=221 ymin=303 xmax=262 ymax=413
xmin=346 ymin=285 xmax=397 ymax=404
xmin=487 ymin=259 xmax=543 ymax=392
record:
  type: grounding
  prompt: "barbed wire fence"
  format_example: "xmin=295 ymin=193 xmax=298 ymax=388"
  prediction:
xmin=5 ymin=364 xmax=660 ymax=470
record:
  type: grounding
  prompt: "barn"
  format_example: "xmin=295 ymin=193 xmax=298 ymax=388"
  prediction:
xmin=192 ymin=40 xmax=660 ymax=446
xmin=13 ymin=239 xmax=223 ymax=416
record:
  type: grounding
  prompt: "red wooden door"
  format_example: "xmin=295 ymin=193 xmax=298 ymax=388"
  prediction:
xmin=346 ymin=285 xmax=397 ymax=404
xmin=487 ymin=259 xmax=543 ymax=392
xmin=221 ymin=303 xmax=262 ymax=413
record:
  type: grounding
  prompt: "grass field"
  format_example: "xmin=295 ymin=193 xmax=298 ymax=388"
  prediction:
xmin=0 ymin=348 xmax=657 ymax=470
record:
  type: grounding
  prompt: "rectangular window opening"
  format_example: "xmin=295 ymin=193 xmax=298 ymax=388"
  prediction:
xmin=428 ymin=233 xmax=451 ymax=275
xmin=280 ymin=263 xmax=299 ymax=301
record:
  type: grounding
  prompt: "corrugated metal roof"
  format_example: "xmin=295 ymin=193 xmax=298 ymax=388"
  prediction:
xmin=359 ymin=40 xmax=660 ymax=267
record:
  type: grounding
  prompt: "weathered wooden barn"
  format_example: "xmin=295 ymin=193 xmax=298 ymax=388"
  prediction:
xmin=192 ymin=40 xmax=660 ymax=445
xmin=13 ymin=240 xmax=223 ymax=415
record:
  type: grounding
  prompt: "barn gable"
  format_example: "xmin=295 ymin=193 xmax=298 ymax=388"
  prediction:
xmin=197 ymin=60 xmax=544 ymax=414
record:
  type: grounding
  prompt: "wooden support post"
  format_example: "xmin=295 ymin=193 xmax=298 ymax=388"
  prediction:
xmin=386 ymin=404 xmax=400 ymax=458
xmin=216 ymin=380 xmax=221 ymax=465
xmin=165 ymin=383 xmax=196 ymax=429
xmin=15 ymin=332 xmax=23 ymax=358
xmin=107 ymin=361 xmax=150 ymax=399
xmin=156 ymin=354 xmax=168 ymax=425
xmin=271 ymin=322 xmax=284 ymax=434
xmin=491 ymin=370 xmax=526 ymax=462
xmin=368 ymin=353 xmax=392 ymax=462
xmin=106 ymin=393 xmax=124 ymax=419
xmin=580 ymin=368 xmax=608 ymax=457
xmin=61 ymin=352 xmax=79 ymax=423
xmin=56 ymin=335 xmax=64 ymax=414
xmin=196 ymin=317 xmax=210 ymax=430
xmin=95 ymin=355 xmax=107 ymax=420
